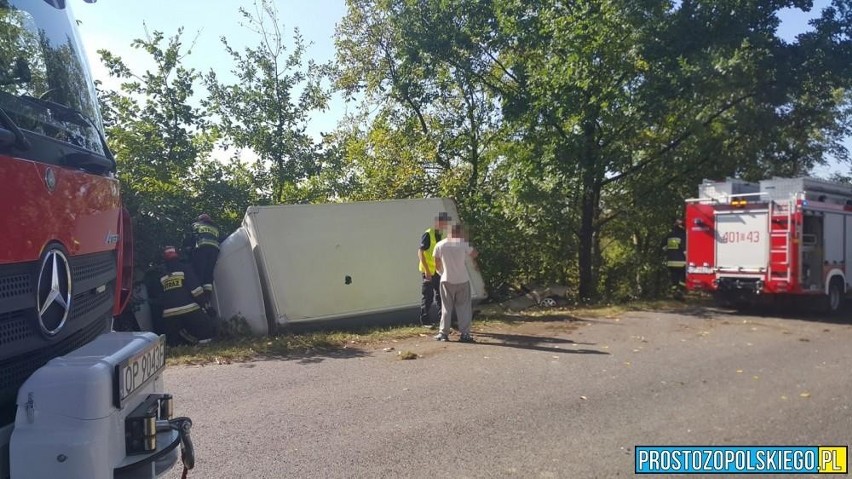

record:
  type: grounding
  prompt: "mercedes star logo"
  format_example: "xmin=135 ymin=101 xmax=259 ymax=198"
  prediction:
xmin=44 ymin=167 xmax=56 ymax=192
xmin=36 ymin=249 xmax=72 ymax=337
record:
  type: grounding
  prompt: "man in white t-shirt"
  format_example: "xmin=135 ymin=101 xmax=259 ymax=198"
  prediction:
xmin=432 ymin=223 xmax=478 ymax=342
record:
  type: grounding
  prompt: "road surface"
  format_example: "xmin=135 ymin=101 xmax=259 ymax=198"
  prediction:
xmin=163 ymin=307 xmax=852 ymax=478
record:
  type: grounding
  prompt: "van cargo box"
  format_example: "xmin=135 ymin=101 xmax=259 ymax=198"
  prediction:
xmin=214 ymin=198 xmax=487 ymax=334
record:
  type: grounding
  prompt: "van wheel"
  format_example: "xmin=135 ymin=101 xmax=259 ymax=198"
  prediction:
xmin=539 ymin=297 xmax=558 ymax=308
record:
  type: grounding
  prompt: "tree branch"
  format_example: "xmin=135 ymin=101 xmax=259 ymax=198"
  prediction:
xmin=601 ymin=91 xmax=756 ymax=187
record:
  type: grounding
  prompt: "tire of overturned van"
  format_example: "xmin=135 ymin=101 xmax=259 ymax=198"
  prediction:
xmin=539 ymin=296 xmax=559 ymax=308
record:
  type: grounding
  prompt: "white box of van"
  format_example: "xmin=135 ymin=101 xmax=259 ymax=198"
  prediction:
xmin=214 ymin=198 xmax=487 ymax=335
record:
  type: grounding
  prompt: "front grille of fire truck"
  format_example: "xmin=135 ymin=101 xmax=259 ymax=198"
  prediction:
xmin=0 ymin=251 xmax=116 ymax=425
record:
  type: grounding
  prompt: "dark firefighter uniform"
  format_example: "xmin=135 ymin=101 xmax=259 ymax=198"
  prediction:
xmin=663 ymin=219 xmax=687 ymax=295
xmin=184 ymin=214 xmax=221 ymax=299
xmin=157 ymin=247 xmax=217 ymax=346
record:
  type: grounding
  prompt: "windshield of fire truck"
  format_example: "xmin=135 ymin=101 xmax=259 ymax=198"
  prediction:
xmin=0 ymin=0 xmax=105 ymax=156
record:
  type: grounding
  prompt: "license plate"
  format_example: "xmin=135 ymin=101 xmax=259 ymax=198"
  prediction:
xmin=115 ymin=335 xmax=166 ymax=407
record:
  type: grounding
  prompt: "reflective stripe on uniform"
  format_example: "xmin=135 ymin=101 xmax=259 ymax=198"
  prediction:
xmin=194 ymin=223 xmax=219 ymax=236
xmin=193 ymin=222 xmax=221 ymax=249
xmin=179 ymin=329 xmax=199 ymax=344
xmin=666 ymin=261 xmax=686 ymax=268
xmin=191 ymin=286 xmax=204 ymax=297
xmin=163 ymin=303 xmax=201 ymax=318
xmin=666 ymin=237 xmax=682 ymax=250
xmin=197 ymin=239 xmax=220 ymax=249
xmin=161 ymin=271 xmax=185 ymax=291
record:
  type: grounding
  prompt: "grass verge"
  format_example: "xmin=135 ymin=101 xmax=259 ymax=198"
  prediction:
xmin=167 ymin=298 xmax=701 ymax=366
xmin=167 ymin=325 xmax=428 ymax=366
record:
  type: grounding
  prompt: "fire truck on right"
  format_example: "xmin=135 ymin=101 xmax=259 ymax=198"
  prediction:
xmin=685 ymin=176 xmax=852 ymax=313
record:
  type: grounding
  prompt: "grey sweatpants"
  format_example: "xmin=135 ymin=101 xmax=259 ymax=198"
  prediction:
xmin=439 ymin=281 xmax=472 ymax=336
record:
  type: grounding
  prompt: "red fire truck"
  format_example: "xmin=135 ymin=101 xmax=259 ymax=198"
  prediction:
xmin=685 ymin=176 xmax=852 ymax=313
xmin=0 ymin=1 xmax=193 ymax=478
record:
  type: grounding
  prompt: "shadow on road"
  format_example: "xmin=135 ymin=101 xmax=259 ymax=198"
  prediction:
xmin=658 ymin=306 xmax=721 ymax=319
xmin=254 ymin=347 xmax=371 ymax=365
xmin=475 ymin=332 xmax=610 ymax=355
xmin=489 ymin=313 xmax=622 ymax=327
xmin=725 ymin=307 xmax=852 ymax=325
xmin=676 ymin=302 xmax=852 ymax=325
xmin=622 ymin=295 xmax=852 ymax=325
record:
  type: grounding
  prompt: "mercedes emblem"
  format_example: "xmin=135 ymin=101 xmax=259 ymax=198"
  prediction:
xmin=44 ymin=167 xmax=56 ymax=192
xmin=36 ymin=249 xmax=72 ymax=337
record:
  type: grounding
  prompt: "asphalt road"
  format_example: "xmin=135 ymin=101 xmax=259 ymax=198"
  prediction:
xmin=162 ymin=307 xmax=852 ymax=479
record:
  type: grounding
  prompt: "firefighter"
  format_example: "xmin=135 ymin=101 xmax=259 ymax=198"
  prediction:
xmin=662 ymin=217 xmax=687 ymax=298
xmin=157 ymin=246 xmax=217 ymax=346
xmin=183 ymin=213 xmax=222 ymax=306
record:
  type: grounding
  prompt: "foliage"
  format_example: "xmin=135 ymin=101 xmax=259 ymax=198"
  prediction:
xmin=96 ymin=0 xmax=852 ymax=302
xmin=335 ymin=0 xmax=501 ymax=200
xmin=334 ymin=0 xmax=852 ymax=300
xmin=204 ymin=0 xmax=331 ymax=204
xmin=98 ymin=28 xmax=262 ymax=269
xmin=98 ymin=28 xmax=209 ymax=268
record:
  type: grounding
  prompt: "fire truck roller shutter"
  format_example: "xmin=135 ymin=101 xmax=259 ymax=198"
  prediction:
xmin=715 ymin=211 xmax=769 ymax=272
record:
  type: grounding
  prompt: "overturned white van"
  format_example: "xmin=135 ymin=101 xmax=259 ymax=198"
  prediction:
xmin=213 ymin=198 xmax=487 ymax=335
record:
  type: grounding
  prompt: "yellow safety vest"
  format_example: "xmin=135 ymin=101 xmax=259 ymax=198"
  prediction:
xmin=418 ymin=228 xmax=438 ymax=274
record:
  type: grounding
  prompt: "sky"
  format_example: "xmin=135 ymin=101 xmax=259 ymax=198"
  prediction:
xmin=73 ymin=0 xmax=350 ymax=138
xmin=70 ymin=0 xmax=847 ymax=176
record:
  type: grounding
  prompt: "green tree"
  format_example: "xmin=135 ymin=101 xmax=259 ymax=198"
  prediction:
xmin=336 ymin=0 xmax=501 ymax=199
xmin=205 ymin=0 xmax=331 ymax=204
xmin=187 ymin=155 xmax=269 ymax=232
xmin=337 ymin=0 xmax=852 ymax=300
xmin=99 ymin=28 xmax=213 ymax=268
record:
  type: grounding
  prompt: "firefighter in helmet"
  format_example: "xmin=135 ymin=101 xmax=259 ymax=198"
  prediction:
xmin=183 ymin=213 xmax=222 ymax=305
xmin=157 ymin=246 xmax=217 ymax=346
xmin=662 ymin=217 xmax=687 ymax=298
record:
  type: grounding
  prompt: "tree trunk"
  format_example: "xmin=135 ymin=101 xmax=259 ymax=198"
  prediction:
xmin=578 ymin=177 xmax=599 ymax=301
xmin=577 ymin=120 xmax=601 ymax=301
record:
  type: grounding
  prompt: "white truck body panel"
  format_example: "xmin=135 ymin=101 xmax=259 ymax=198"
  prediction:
xmin=825 ymin=213 xmax=845 ymax=265
xmin=698 ymin=178 xmax=759 ymax=200
xmin=213 ymin=227 xmax=267 ymax=334
xmin=715 ymin=211 xmax=769 ymax=272
xmin=236 ymin=198 xmax=486 ymax=331
xmin=845 ymin=217 xmax=852 ymax=280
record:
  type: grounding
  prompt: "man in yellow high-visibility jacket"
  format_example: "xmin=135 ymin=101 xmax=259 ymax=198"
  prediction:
xmin=418 ymin=212 xmax=451 ymax=327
